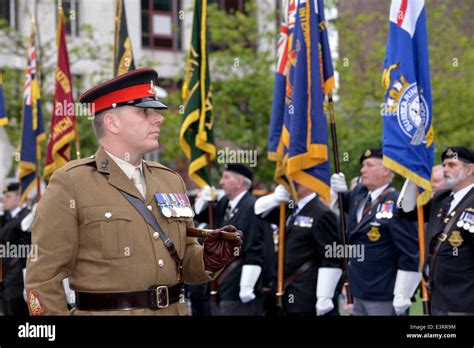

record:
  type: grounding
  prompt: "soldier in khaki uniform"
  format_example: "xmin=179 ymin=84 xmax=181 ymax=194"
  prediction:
xmin=25 ymin=68 xmax=241 ymax=315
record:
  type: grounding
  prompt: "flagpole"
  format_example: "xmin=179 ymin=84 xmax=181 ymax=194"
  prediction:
xmin=32 ymin=16 xmax=42 ymax=204
xmin=416 ymin=190 xmax=430 ymax=315
xmin=327 ymin=91 xmax=352 ymax=304
xmin=276 ymin=202 xmax=286 ymax=308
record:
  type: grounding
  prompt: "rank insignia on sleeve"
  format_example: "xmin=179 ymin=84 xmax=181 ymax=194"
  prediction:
xmin=28 ymin=290 xmax=45 ymax=316
xmin=448 ymin=231 xmax=464 ymax=247
xmin=367 ymin=226 xmax=381 ymax=241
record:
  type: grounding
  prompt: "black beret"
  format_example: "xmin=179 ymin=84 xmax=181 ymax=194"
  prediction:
xmin=441 ymin=146 xmax=474 ymax=164
xmin=359 ymin=148 xmax=383 ymax=164
xmin=79 ymin=68 xmax=168 ymax=114
xmin=224 ymin=163 xmax=253 ymax=182
xmin=3 ymin=182 xmax=20 ymax=194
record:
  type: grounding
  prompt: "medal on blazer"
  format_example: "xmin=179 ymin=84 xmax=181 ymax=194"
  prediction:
xmin=154 ymin=193 xmax=173 ymax=217
xmin=367 ymin=225 xmax=381 ymax=241
xmin=294 ymin=215 xmax=314 ymax=228
xmin=448 ymin=231 xmax=464 ymax=247
xmin=456 ymin=211 xmax=474 ymax=233
xmin=376 ymin=200 xmax=394 ymax=219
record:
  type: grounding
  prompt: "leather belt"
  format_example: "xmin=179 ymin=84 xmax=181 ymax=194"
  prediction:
xmin=76 ymin=283 xmax=184 ymax=311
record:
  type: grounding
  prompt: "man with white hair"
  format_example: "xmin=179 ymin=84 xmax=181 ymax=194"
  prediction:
xmin=398 ymin=146 xmax=474 ymax=315
xmin=194 ymin=163 xmax=272 ymax=315
xmin=331 ymin=148 xmax=420 ymax=315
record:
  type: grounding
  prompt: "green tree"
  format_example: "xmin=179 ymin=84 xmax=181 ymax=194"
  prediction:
xmin=332 ymin=0 xmax=474 ymax=185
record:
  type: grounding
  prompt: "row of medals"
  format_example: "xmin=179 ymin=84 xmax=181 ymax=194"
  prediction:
xmin=456 ymin=211 xmax=474 ymax=233
xmin=160 ymin=205 xmax=194 ymax=218
xmin=375 ymin=203 xmax=393 ymax=220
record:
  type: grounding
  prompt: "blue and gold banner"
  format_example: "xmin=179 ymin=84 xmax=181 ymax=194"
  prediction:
xmin=268 ymin=0 xmax=332 ymax=203
xmin=381 ymin=0 xmax=434 ymax=206
xmin=19 ymin=22 xmax=46 ymax=203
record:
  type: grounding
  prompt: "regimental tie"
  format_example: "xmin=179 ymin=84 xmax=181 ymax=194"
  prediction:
xmin=286 ymin=204 xmax=299 ymax=227
xmin=224 ymin=204 xmax=233 ymax=222
xmin=357 ymin=193 xmax=372 ymax=223
xmin=443 ymin=193 xmax=455 ymax=221
xmin=131 ymin=167 xmax=145 ymax=198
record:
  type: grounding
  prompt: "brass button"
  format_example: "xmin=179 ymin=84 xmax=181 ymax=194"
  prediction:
xmin=153 ymin=232 xmax=160 ymax=240
xmin=158 ymin=260 xmax=165 ymax=268
xmin=90 ymin=155 xmax=95 ymax=159
xmin=147 ymin=205 xmax=153 ymax=211
xmin=105 ymin=212 xmax=112 ymax=219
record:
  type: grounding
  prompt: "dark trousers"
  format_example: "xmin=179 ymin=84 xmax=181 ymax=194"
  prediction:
xmin=3 ymin=297 xmax=29 ymax=316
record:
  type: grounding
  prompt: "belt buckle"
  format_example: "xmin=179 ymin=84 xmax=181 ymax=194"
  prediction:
xmin=438 ymin=233 xmax=447 ymax=242
xmin=156 ymin=286 xmax=169 ymax=308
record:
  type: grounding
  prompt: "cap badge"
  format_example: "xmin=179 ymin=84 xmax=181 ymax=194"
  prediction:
xmin=365 ymin=149 xmax=371 ymax=157
xmin=147 ymin=80 xmax=160 ymax=99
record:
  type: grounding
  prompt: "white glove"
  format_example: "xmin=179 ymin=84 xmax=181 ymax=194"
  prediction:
xmin=254 ymin=185 xmax=289 ymax=216
xmin=397 ymin=179 xmax=417 ymax=212
xmin=194 ymin=185 xmax=224 ymax=214
xmin=21 ymin=203 xmax=37 ymax=232
xmin=393 ymin=269 xmax=421 ymax=315
xmin=316 ymin=267 xmax=342 ymax=316
xmin=22 ymin=268 xmax=27 ymax=302
xmin=239 ymin=265 xmax=262 ymax=304
xmin=62 ymin=278 xmax=76 ymax=306
xmin=330 ymin=173 xmax=348 ymax=193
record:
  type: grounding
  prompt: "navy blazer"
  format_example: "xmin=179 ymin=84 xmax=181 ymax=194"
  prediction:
xmin=341 ymin=184 xmax=419 ymax=301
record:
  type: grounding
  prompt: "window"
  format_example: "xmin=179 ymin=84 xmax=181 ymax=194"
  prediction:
xmin=208 ymin=0 xmax=246 ymax=14
xmin=0 ymin=0 xmax=17 ymax=29
xmin=141 ymin=0 xmax=181 ymax=50
xmin=60 ymin=0 xmax=80 ymax=37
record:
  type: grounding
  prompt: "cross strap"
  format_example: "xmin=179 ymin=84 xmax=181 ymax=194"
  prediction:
xmin=118 ymin=189 xmax=183 ymax=282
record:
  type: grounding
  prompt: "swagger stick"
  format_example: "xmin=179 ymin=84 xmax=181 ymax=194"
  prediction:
xmin=416 ymin=190 xmax=430 ymax=315
xmin=276 ymin=202 xmax=286 ymax=308
xmin=186 ymin=226 xmax=241 ymax=241
xmin=328 ymin=92 xmax=352 ymax=304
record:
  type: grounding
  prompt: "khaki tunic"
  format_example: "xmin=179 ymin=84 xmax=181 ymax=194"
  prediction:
xmin=25 ymin=147 xmax=212 ymax=315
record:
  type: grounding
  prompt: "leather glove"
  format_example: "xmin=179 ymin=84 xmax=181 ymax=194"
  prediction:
xmin=397 ymin=179 xmax=417 ymax=212
xmin=203 ymin=225 xmax=243 ymax=273
xmin=330 ymin=172 xmax=348 ymax=193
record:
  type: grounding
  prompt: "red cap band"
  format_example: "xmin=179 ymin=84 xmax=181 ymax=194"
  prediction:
xmin=92 ymin=83 xmax=154 ymax=113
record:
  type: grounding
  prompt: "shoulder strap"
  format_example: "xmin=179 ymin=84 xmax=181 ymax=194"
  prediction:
xmin=118 ymin=189 xmax=183 ymax=282
xmin=426 ymin=192 xmax=474 ymax=288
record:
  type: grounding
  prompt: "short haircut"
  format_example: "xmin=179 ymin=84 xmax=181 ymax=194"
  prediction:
xmin=92 ymin=108 xmax=121 ymax=139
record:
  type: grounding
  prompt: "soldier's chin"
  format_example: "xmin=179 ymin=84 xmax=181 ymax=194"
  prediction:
xmin=444 ymin=177 xmax=461 ymax=189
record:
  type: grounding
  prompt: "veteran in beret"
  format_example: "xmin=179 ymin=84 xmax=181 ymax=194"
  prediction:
xmin=331 ymin=148 xmax=420 ymax=315
xmin=398 ymin=146 xmax=474 ymax=315
xmin=25 ymin=68 xmax=242 ymax=315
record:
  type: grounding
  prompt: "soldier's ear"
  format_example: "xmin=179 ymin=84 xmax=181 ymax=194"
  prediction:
xmin=103 ymin=112 xmax=120 ymax=135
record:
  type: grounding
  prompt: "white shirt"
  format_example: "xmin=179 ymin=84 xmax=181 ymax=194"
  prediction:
xmin=295 ymin=192 xmax=317 ymax=215
xmin=9 ymin=206 xmax=22 ymax=219
xmin=448 ymin=183 xmax=473 ymax=213
xmin=357 ymin=183 xmax=389 ymax=223
xmin=105 ymin=150 xmax=146 ymax=196
xmin=228 ymin=190 xmax=247 ymax=212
